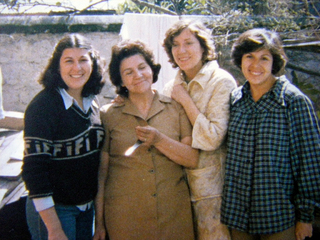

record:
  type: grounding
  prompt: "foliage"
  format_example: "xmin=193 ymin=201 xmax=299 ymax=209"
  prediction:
xmin=117 ymin=0 xmax=320 ymax=17
xmin=1 ymin=0 xmax=320 ymax=21
xmin=117 ymin=0 xmax=143 ymax=14
xmin=116 ymin=0 xmax=205 ymax=15
xmin=0 ymin=0 xmax=112 ymax=14
xmin=117 ymin=1 xmax=320 ymax=40
xmin=1 ymin=0 xmax=55 ymax=10
xmin=206 ymin=11 xmax=319 ymax=38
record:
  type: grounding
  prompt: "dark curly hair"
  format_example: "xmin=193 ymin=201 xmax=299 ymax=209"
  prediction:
xmin=163 ymin=19 xmax=217 ymax=69
xmin=108 ymin=39 xmax=161 ymax=98
xmin=38 ymin=33 xmax=105 ymax=97
xmin=232 ymin=28 xmax=288 ymax=76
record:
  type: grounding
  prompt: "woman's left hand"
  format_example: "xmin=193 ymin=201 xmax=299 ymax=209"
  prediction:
xmin=112 ymin=94 xmax=125 ymax=104
xmin=135 ymin=125 xmax=163 ymax=146
xmin=295 ymin=222 xmax=312 ymax=240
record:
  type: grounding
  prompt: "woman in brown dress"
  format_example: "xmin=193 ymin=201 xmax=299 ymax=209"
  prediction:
xmin=93 ymin=39 xmax=198 ymax=240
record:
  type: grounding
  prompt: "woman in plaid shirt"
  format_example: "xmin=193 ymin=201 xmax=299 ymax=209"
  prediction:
xmin=221 ymin=28 xmax=320 ymax=240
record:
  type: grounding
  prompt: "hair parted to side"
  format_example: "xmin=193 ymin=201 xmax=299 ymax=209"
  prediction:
xmin=232 ymin=28 xmax=288 ymax=76
xmin=38 ymin=33 xmax=106 ymax=97
xmin=108 ymin=39 xmax=161 ymax=98
xmin=163 ymin=19 xmax=217 ymax=68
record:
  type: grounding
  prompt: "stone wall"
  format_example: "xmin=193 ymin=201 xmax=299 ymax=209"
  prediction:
xmin=0 ymin=31 xmax=120 ymax=112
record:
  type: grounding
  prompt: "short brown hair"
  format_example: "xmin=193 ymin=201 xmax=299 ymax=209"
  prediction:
xmin=232 ymin=28 xmax=288 ymax=76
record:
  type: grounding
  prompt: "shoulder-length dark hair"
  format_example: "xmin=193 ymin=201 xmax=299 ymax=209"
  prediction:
xmin=163 ymin=19 xmax=217 ymax=68
xmin=108 ymin=39 xmax=161 ymax=98
xmin=232 ymin=28 xmax=288 ymax=76
xmin=38 ymin=33 xmax=105 ymax=97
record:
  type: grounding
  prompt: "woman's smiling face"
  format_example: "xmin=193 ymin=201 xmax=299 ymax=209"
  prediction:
xmin=59 ymin=48 xmax=92 ymax=92
xmin=120 ymin=54 xmax=153 ymax=95
xmin=241 ymin=48 xmax=275 ymax=89
xmin=171 ymin=28 xmax=204 ymax=80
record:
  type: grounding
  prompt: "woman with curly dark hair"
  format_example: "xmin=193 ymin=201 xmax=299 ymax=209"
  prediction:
xmin=22 ymin=33 xmax=106 ymax=240
xmin=94 ymin=39 xmax=198 ymax=240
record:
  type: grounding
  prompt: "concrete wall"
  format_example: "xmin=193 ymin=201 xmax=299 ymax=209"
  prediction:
xmin=0 ymin=31 xmax=120 ymax=112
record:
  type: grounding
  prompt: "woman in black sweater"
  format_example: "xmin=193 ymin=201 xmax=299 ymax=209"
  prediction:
xmin=22 ymin=34 xmax=105 ymax=240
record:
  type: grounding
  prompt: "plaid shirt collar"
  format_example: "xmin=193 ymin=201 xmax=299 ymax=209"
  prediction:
xmin=232 ymin=76 xmax=290 ymax=107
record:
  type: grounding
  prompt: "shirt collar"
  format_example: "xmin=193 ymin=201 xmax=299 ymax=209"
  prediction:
xmin=232 ymin=76 xmax=289 ymax=106
xmin=113 ymin=90 xmax=171 ymax=120
xmin=272 ymin=75 xmax=290 ymax=106
xmin=175 ymin=60 xmax=220 ymax=89
xmin=58 ymin=88 xmax=95 ymax=113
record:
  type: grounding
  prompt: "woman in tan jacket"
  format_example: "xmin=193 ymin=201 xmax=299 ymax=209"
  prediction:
xmin=163 ymin=20 xmax=237 ymax=240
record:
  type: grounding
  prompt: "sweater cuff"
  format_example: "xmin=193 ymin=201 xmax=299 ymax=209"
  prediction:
xmin=32 ymin=196 xmax=55 ymax=212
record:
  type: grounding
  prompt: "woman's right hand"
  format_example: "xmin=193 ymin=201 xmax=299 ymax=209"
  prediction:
xmin=135 ymin=125 xmax=163 ymax=147
xmin=48 ymin=229 xmax=68 ymax=240
xmin=38 ymin=206 xmax=68 ymax=240
xmin=295 ymin=222 xmax=312 ymax=240
xmin=171 ymin=84 xmax=190 ymax=104
xmin=171 ymin=84 xmax=200 ymax=126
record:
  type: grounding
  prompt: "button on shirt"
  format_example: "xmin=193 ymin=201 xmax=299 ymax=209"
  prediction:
xmin=221 ymin=76 xmax=320 ymax=234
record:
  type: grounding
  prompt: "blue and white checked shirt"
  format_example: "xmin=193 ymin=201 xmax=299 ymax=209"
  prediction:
xmin=221 ymin=76 xmax=320 ymax=234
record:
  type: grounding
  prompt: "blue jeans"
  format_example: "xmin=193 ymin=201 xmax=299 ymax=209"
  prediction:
xmin=26 ymin=197 xmax=94 ymax=240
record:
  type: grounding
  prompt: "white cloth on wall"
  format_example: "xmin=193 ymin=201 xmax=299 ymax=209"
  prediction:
xmin=120 ymin=13 xmax=179 ymax=93
xmin=0 ymin=66 xmax=5 ymax=120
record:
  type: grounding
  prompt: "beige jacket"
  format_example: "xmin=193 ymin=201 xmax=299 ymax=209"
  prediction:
xmin=163 ymin=60 xmax=237 ymax=240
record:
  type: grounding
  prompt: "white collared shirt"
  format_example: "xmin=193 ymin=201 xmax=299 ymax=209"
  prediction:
xmin=59 ymin=88 xmax=95 ymax=113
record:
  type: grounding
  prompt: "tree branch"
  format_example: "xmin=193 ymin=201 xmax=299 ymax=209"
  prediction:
xmin=78 ymin=0 xmax=110 ymax=14
xmin=131 ymin=0 xmax=177 ymax=15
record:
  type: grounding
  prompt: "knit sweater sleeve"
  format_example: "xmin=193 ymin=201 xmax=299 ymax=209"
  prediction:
xmin=22 ymin=90 xmax=60 ymax=199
